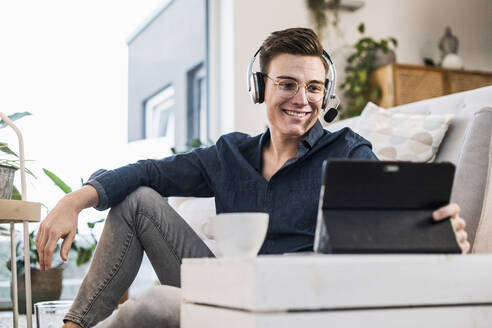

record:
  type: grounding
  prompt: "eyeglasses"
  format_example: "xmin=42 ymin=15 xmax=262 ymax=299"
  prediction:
xmin=264 ymin=74 xmax=326 ymax=103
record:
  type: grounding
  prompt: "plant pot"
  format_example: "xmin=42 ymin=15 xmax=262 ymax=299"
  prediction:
xmin=0 ymin=164 xmax=16 ymax=199
xmin=13 ymin=267 xmax=63 ymax=314
xmin=371 ymin=48 xmax=396 ymax=70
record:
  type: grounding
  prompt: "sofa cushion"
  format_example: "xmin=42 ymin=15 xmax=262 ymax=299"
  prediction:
xmin=168 ymin=196 xmax=219 ymax=256
xmin=356 ymin=102 xmax=453 ymax=162
xmin=449 ymin=107 xmax=492 ymax=250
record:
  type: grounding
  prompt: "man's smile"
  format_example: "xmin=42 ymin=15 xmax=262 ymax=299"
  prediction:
xmin=282 ymin=109 xmax=311 ymax=118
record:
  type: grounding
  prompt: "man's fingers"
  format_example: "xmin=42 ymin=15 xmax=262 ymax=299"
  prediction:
xmin=60 ymin=232 xmax=75 ymax=261
xmin=41 ymin=233 xmax=60 ymax=271
xmin=35 ymin=226 xmax=46 ymax=270
xmin=456 ymin=230 xmax=468 ymax=243
xmin=461 ymin=241 xmax=471 ymax=254
xmin=451 ymin=216 xmax=466 ymax=231
xmin=433 ymin=203 xmax=460 ymax=220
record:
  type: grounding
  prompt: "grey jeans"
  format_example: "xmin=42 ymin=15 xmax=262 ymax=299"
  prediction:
xmin=64 ymin=187 xmax=215 ymax=328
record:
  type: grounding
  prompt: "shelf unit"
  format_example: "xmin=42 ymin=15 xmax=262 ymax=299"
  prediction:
xmin=0 ymin=112 xmax=41 ymax=328
xmin=370 ymin=63 xmax=492 ymax=108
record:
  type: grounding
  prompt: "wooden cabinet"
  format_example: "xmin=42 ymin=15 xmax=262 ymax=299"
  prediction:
xmin=370 ymin=63 xmax=492 ymax=108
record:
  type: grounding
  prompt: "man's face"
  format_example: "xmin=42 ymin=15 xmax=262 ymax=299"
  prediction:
xmin=264 ymin=53 xmax=326 ymax=139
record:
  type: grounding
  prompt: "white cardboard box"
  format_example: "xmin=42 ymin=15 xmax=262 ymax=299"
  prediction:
xmin=181 ymin=302 xmax=492 ymax=328
xmin=181 ymin=254 xmax=492 ymax=311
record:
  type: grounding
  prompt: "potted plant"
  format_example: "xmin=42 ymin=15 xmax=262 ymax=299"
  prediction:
xmin=0 ymin=112 xmax=33 ymax=199
xmin=340 ymin=23 xmax=398 ymax=118
xmin=7 ymin=170 xmax=103 ymax=313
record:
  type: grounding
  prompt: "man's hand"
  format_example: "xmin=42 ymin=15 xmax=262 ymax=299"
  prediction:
xmin=35 ymin=185 xmax=99 ymax=270
xmin=36 ymin=200 xmax=79 ymax=270
xmin=433 ymin=203 xmax=470 ymax=254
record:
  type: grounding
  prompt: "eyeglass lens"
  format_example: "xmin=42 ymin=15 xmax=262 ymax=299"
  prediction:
xmin=276 ymin=79 xmax=324 ymax=102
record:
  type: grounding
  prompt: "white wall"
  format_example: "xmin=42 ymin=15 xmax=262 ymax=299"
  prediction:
xmin=218 ymin=0 xmax=492 ymax=137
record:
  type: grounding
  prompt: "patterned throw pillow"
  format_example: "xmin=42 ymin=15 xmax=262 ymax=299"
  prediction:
xmin=356 ymin=102 xmax=453 ymax=162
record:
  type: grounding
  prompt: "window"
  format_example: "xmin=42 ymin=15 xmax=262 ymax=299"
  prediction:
xmin=127 ymin=0 xmax=208 ymax=144
xmin=187 ymin=63 xmax=208 ymax=143
xmin=144 ymin=85 xmax=175 ymax=143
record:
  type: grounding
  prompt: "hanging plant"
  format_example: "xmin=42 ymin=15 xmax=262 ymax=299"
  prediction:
xmin=306 ymin=0 xmax=341 ymax=38
xmin=340 ymin=23 xmax=398 ymax=118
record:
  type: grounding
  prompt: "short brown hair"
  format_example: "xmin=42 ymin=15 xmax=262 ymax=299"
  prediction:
xmin=259 ymin=27 xmax=327 ymax=74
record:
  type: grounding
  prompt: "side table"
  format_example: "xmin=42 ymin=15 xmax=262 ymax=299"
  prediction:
xmin=181 ymin=255 xmax=492 ymax=327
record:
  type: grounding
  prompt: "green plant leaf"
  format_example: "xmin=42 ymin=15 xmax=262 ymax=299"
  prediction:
xmin=355 ymin=95 xmax=366 ymax=107
xmin=0 ymin=143 xmax=19 ymax=157
xmin=87 ymin=218 xmax=104 ymax=229
xmin=188 ymin=139 xmax=204 ymax=148
xmin=43 ymin=168 xmax=72 ymax=194
xmin=390 ymin=37 xmax=398 ymax=47
xmin=0 ymin=112 xmax=32 ymax=129
xmin=76 ymin=247 xmax=93 ymax=266
xmin=370 ymin=88 xmax=381 ymax=101
xmin=358 ymin=22 xmax=365 ymax=34
xmin=358 ymin=37 xmax=373 ymax=45
xmin=171 ymin=138 xmax=211 ymax=154
xmin=347 ymin=54 xmax=358 ymax=64
xmin=11 ymin=186 xmax=21 ymax=200
xmin=357 ymin=70 xmax=368 ymax=83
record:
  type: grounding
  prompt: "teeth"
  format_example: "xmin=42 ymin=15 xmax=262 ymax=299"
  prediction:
xmin=284 ymin=110 xmax=308 ymax=117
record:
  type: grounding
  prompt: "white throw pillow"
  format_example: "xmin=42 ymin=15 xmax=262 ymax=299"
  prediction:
xmin=356 ymin=102 xmax=453 ymax=162
xmin=169 ymin=196 xmax=219 ymax=256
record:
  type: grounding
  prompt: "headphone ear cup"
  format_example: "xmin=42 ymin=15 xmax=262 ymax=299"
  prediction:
xmin=256 ymin=73 xmax=265 ymax=103
xmin=250 ymin=72 xmax=264 ymax=104
xmin=322 ymin=79 xmax=330 ymax=109
xmin=249 ymin=74 xmax=258 ymax=104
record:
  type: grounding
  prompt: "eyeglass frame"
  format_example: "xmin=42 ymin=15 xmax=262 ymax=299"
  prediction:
xmin=263 ymin=74 xmax=327 ymax=103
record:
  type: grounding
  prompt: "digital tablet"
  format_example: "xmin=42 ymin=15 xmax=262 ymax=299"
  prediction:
xmin=313 ymin=160 xmax=461 ymax=254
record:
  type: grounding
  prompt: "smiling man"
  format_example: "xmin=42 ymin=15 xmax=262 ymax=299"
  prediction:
xmin=36 ymin=28 xmax=469 ymax=328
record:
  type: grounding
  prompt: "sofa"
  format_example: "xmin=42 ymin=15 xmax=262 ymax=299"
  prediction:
xmin=169 ymin=86 xmax=492 ymax=254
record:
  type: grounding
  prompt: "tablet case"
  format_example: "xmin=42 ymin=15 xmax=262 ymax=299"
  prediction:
xmin=315 ymin=160 xmax=461 ymax=254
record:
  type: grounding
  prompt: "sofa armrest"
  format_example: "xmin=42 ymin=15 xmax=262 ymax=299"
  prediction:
xmin=472 ymin=129 xmax=492 ymax=253
xmin=448 ymin=107 xmax=492 ymax=252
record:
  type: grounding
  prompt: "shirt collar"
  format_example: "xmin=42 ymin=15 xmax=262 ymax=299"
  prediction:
xmin=255 ymin=120 xmax=326 ymax=170
xmin=301 ymin=119 xmax=325 ymax=149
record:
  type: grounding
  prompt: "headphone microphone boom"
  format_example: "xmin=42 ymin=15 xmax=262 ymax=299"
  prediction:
xmin=247 ymin=48 xmax=340 ymax=123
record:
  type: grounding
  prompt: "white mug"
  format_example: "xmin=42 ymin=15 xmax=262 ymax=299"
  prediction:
xmin=208 ymin=212 xmax=269 ymax=258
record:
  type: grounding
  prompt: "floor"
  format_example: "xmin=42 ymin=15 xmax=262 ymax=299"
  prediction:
xmin=0 ymin=313 xmax=37 ymax=328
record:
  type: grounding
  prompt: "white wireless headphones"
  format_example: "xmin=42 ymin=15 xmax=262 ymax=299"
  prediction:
xmin=246 ymin=48 xmax=340 ymax=122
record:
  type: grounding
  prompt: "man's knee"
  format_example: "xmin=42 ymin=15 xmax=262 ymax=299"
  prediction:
xmin=126 ymin=186 xmax=166 ymax=211
xmin=113 ymin=186 xmax=173 ymax=220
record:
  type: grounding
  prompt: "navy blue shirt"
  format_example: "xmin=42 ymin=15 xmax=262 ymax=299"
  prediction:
xmin=87 ymin=120 xmax=377 ymax=254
